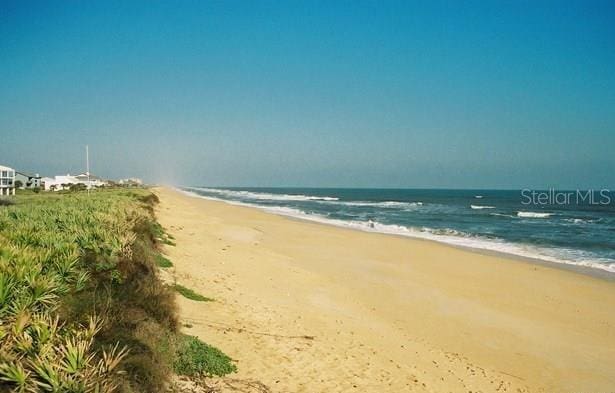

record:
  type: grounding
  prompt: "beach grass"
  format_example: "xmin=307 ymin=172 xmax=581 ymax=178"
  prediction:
xmin=174 ymin=284 xmax=213 ymax=301
xmin=146 ymin=219 xmax=176 ymax=246
xmin=163 ymin=238 xmax=177 ymax=246
xmin=155 ymin=253 xmax=174 ymax=268
xmin=0 ymin=188 xmax=165 ymax=391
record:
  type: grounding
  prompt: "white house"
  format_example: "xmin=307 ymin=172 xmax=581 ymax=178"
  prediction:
xmin=74 ymin=173 xmax=107 ymax=188
xmin=43 ymin=173 xmax=107 ymax=191
xmin=41 ymin=177 xmax=54 ymax=189
xmin=0 ymin=165 xmax=15 ymax=196
xmin=43 ymin=174 xmax=80 ymax=191
xmin=118 ymin=177 xmax=143 ymax=186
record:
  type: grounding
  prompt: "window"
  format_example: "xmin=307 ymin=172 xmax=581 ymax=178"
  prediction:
xmin=1 ymin=171 xmax=6 ymax=178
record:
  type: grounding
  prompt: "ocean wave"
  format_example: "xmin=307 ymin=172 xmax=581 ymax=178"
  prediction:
xmin=470 ymin=205 xmax=495 ymax=210
xmin=490 ymin=212 xmax=516 ymax=218
xmin=188 ymin=187 xmax=426 ymax=209
xmin=562 ymin=217 xmax=602 ymax=225
xmin=422 ymin=227 xmax=475 ymax=237
xmin=474 ymin=195 xmax=484 ymax=199
xmin=188 ymin=187 xmax=339 ymax=202
xmin=565 ymin=218 xmax=587 ymax=224
xmin=517 ymin=211 xmax=553 ymax=218
xmin=335 ymin=200 xmax=423 ymax=209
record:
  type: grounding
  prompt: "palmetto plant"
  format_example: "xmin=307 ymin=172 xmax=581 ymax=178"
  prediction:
xmin=0 ymin=191 xmax=150 ymax=392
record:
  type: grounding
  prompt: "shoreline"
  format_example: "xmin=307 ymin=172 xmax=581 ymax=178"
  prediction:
xmin=156 ymin=186 xmax=615 ymax=392
xmin=177 ymin=187 xmax=615 ymax=281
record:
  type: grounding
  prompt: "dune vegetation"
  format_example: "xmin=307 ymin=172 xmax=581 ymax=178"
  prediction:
xmin=0 ymin=189 xmax=235 ymax=392
xmin=173 ymin=285 xmax=213 ymax=302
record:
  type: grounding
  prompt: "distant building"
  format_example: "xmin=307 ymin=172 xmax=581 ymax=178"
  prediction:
xmin=43 ymin=173 xmax=107 ymax=191
xmin=40 ymin=177 xmax=54 ymax=189
xmin=43 ymin=174 xmax=80 ymax=191
xmin=0 ymin=165 xmax=15 ymax=196
xmin=74 ymin=173 xmax=107 ymax=188
xmin=118 ymin=177 xmax=143 ymax=186
xmin=14 ymin=171 xmax=42 ymax=189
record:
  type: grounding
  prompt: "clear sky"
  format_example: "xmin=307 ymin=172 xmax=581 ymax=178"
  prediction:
xmin=1 ymin=1 xmax=614 ymax=188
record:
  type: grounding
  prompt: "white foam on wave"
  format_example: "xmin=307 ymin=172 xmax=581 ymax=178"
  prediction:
xmin=563 ymin=218 xmax=598 ymax=225
xmin=188 ymin=187 xmax=424 ymax=209
xmin=475 ymin=195 xmax=484 ymax=199
xmin=517 ymin=211 xmax=553 ymax=218
xmin=335 ymin=200 xmax=423 ymax=209
xmin=178 ymin=187 xmax=615 ymax=274
xmin=188 ymin=187 xmax=339 ymax=202
xmin=490 ymin=212 xmax=516 ymax=218
xmin=470 ymin=205 xmax=495 ymax=210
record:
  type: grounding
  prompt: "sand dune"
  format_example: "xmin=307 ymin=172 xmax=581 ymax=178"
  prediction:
xmin=155 ymin=187 xmax=615 ymax=392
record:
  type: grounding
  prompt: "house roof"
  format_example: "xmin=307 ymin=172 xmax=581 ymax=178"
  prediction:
xmin=15 ymin=171 xmax=41 ymax=178
xmin=0 ymin=165 xmax=14 ymax=171
xmin=75 ymin=173 xmax=103 ymax=181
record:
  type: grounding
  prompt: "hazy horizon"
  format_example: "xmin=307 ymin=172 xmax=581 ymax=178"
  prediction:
xmin=182 ymin=186 xmax=615 ymax=192
xmin=2 ymin=1 xmax=614 ymax=189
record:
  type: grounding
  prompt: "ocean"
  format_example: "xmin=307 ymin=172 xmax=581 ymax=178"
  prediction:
xmin=181 ymin=187 xmax=615 ymax=274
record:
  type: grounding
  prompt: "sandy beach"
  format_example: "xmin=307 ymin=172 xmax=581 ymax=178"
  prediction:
xmin=155 ymin=187 xmax=615 ymax=393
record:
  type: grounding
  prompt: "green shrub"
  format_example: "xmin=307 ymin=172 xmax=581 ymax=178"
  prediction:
xmin=0 ymin=198 xmax=14 ymax=206
xmin=0 ymin=189 xmax=236 ymax=392
xmin=69 ymin=182 xmax=88 ymax=192
xmin=0 ymin=189 xmax=178 ymax=392
xmin=173 ymin=334 xmax=236 ymax=377
xmin=143 ymin=220 xmax=175 ymax=246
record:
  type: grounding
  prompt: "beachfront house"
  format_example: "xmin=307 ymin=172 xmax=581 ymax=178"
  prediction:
xmin=118 ymin=177 xmax=143 ymax=186
xmin=43 ymin=173 xmax=107 ymax=191
xmin=74 ymin=173 xmax=107 ymax=188
xmin=14 ymin=171 xmax=42 ymax=189
xmin=43 ymin=174 xmax=80 ymax=191
xmin=0 ymin=165 xmax=16 ymax=196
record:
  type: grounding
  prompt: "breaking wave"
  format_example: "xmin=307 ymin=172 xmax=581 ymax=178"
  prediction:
xmin=187 ymin=187 xmax=339 ymax=202
xmin=471 ymin=205 xmax=495 ymax=209
xmin=517 ymin=211 xmax=553 ymax=218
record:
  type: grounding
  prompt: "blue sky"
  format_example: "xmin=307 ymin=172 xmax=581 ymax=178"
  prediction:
xmin=1 ymin=1 xmax=614 ymax=188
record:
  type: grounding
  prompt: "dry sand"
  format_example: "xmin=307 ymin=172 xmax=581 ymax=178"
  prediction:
xmin=155 ymin=187 xmax=615 ymax=393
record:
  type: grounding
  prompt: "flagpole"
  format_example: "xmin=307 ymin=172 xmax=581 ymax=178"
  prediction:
xmin=86 ymin=145 xmax=90 ymax=195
